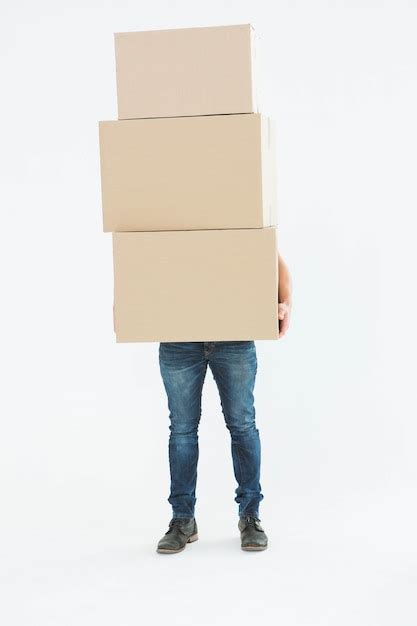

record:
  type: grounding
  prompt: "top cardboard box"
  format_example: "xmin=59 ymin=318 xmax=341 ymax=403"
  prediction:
xmin=114 ymin=23 xmax=258 ymax=119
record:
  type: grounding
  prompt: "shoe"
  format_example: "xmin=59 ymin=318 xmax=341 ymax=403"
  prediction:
xmin=156 ymin=517 xmax=199 ymax=554
xmin=238 ymin=515 xmax=268 ymax=551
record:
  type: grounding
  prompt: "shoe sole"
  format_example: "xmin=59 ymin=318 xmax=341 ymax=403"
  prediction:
xmin=156 ymin=533 xmax=199 ymax=554
xmin=241 ymin=544 xmax=268 ymax=551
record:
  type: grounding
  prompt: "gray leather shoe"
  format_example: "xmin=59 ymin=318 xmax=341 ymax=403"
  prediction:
xmin=238 ymin=515 xmax=268 ymax=551
xmin=156 ymin=517 xmax=199 ymax=554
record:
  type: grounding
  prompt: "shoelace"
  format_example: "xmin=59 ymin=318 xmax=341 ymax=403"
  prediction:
xmin=242 ymin=515 xmax=263 ymax=530
xmin=166 ymin=518 xmax=191 ymax=534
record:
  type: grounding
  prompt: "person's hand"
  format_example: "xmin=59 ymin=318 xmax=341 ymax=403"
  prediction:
xmin=278 ymin=301 xmax=291 ymax=338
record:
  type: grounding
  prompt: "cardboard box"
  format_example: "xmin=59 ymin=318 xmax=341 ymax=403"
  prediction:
xmin=99 ymin=113 xmax=277 ymax=232
xmin=113 ymin=227 xmax=279 ymax=342
xmin=114 ymin=24 xmax=259 ymax=120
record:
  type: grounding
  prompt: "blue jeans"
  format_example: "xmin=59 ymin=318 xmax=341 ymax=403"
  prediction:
xmin=158 ymin=341 xmax=264 ymax=519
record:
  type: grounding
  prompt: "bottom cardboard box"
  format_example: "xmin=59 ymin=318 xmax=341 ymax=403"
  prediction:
xmin=112 ymin=227 xmax=279 ymax=342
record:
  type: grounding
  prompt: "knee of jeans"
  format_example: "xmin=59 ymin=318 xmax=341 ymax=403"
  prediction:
xmin=226 ymin=415 xmax=257 ymax=435
xmin=169 ymin=417 xmax=200 ymax=437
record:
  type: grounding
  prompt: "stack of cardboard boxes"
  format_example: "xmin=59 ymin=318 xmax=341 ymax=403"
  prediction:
xmin=99 ymin=23 xmax=279 ymax=342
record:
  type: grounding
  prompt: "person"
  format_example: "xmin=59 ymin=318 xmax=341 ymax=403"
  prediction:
xmin=155 ymin=253 xmax=293 ymax=554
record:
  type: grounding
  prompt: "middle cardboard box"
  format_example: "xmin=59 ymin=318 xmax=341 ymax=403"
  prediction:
xmin=99 ymin=112 xmax=277 ymax=232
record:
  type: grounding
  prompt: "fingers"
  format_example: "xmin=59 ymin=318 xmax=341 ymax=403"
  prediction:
xmin=279 ymin=315 xmax=289 ymax=337
xmin=278 ymin=302 xmax=288 ymax=320
xmin=278 ymin=302 xmax=291 ymax=338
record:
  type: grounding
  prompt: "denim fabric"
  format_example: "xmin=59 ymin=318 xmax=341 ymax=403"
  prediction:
xmin=159 ymin=341 xmax=264 ymax=519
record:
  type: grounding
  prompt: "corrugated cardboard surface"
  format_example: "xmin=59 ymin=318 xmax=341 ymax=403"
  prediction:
xmin=114 ymin=24 xmax=257 ymax=120
xmin=99 ymin=113 xmax=277 ymax=232
xmin=113 ymin=227 xmax=279 ymax=342
xmin=261 ymin=116 xmax=278 ymax=227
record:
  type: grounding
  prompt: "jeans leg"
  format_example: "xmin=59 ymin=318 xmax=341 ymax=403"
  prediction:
xmin=159 ymin=342 xmax=207 ymax=518
xmin=208 ymin=341 xmax=264 ymax=518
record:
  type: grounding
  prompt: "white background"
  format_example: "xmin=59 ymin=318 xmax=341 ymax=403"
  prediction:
xmin=1 ymin=1 xmax=416 ymax=624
